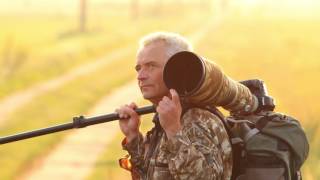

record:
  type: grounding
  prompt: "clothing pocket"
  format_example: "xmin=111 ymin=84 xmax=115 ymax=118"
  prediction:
xmin=236 ymin=167 xmax=285 ymax=180
xmin=152 ymin=166 xmax=174 ymax=180
xmin=236 ymin=154 xmax=286 ymax=180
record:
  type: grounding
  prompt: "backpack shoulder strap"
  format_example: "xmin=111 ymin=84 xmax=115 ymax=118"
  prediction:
xmin=182 ymin=105 xmax=234 ymax=140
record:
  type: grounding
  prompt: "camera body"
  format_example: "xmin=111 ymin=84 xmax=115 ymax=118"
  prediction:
xmin=239 ymin=79 xmax=275 ymax=113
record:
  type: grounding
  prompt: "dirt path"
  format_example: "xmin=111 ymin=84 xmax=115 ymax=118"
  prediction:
xmin=20 ymin=80 xmax=141 ymax=180
xmin=18 ymin=17 xmax=223 ymax=180
xmin=0 ymin=10 xmax=225 ymax=128
xmin=0 ymin=46 xmax=132 ymax=127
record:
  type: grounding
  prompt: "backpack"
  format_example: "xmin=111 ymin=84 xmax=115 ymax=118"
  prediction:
xmin=225 ymin=111 xmax=309 ymax=180
xmin=200 ymin=79 xmax=309 ymax=180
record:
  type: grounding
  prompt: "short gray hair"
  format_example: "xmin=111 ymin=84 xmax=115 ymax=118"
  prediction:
xmin=137 ymin=32 xmax=193 ymax=58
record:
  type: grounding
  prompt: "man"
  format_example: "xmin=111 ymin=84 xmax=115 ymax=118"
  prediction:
xmin=116 ymin=32 xmax=232 ymax=180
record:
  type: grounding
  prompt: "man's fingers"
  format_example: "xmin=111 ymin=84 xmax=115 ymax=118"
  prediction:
xmin=116 ymin=106 xmax=124 ymax=118
xmin=157 ymin=99 xmax=172 ymax=114
xmin=129 ymin=102 xmax=138 ymax=109
xmin=156 ymin=104 xmax=164 ymax=114
xmin=115 ymin=109 xmax=123 ymax=119
xmin=170 ymin=89 xmax=180 ymax=105
xmin=117 ymin=105 xmax=134 ymax=119
xmin=162 ymin=96 xmax=171 ymax=105
xmin=123 ymin=105 xmax=139 ymax=119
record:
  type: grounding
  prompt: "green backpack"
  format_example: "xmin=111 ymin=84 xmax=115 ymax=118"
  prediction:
xmin=227 ymin=111 xmax=309 ymax=180
xmin=186 ymin=79 xmax=309 ymax=180
xmin=224 ymin=79 xmax=309 ymax=180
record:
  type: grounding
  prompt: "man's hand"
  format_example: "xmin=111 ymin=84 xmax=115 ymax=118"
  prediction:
xmin=157 ymin=89 xmax=182 ymax=139
xmin=116 ymin=102 xmax=141 ymax=143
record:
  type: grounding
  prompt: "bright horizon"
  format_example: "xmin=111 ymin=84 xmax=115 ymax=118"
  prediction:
xmin=0 ymin=0 xmax=319 ymax=17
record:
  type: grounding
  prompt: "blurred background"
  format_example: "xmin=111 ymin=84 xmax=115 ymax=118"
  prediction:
xmin=0 ymin=0 xmax=319 ymax=179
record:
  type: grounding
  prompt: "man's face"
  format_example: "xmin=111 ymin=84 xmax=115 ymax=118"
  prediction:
xmin=135 ymin=41 xmax=169 ymax=104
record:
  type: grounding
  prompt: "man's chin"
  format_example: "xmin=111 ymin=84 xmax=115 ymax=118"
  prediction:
xmin=142 ymin=93 xmax=153 ymax=100
xmin=142 ymin=93 xmax=158 ymax=103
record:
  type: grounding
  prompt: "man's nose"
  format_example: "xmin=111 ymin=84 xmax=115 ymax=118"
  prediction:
xmin=137 ymin=69 xmax=148 ymax=81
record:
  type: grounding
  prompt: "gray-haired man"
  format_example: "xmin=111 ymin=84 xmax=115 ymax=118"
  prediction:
xmin=116 ymin=32 xmax=232 ymax=180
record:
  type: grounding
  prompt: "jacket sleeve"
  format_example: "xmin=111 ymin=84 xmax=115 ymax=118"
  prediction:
xmin=122 ymin=133 xmax=146 ymax=178
xmin=162 ymin=108 xmax=233 ymax=180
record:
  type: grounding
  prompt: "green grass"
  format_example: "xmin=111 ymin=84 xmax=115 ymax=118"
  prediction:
xmin=0 ymin=14 xmax=133 ymax=98
xmin=0 ymin=52 xmax=136 ymax=180
xmin=197 ymin=14 xmax=320 ymax=180
xmin=197 ymin=13 xmax=320 ymax=123
xmin=86 ymin=106 xmax=154 ymax=180
xmin=0 ymin=8 xmax=209 ymax=99
xmin=301 ymin=122 xmax=320 ymax=180
xmin=1 ymin=2 xmax=319 ymax=179
xmin=0 ymin=8 xmax=213 ymax=179
xmin=86 ymin=132 xmax=133 ymax=180
xmin=88 ymin=10 xmax=320 ymax=180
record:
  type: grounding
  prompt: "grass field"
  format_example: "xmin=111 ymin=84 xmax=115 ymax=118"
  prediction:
xmin=0 ymin=11 xmax=206 ymax=99
xmin=88 ymin=6 xmax=320 ymax=179
xmin=0 ymin=3 xmax=213 ymax=179
xmin=0 ymin=1 xmax=319 ymax=180
xmin=197 ymin=9 xmax=320 ymax=180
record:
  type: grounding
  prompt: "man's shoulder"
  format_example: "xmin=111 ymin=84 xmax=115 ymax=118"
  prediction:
xmin=181 ymin=107 xmax=227 ymax=135
xmin=182 ymin=107 xmax=222 ymax=123
xmin=181 ymin=107 xmax=232 ymax=167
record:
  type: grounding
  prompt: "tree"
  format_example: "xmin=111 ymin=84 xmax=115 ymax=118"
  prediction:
xmin=79 ymin=0 xmax=87 ymax=32
xmin=131 ymin=0 xmax=139 ymax=20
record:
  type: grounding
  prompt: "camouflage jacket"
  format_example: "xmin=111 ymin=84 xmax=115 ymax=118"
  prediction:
xmin=121 ymin=108 xmax=233 ymax=180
